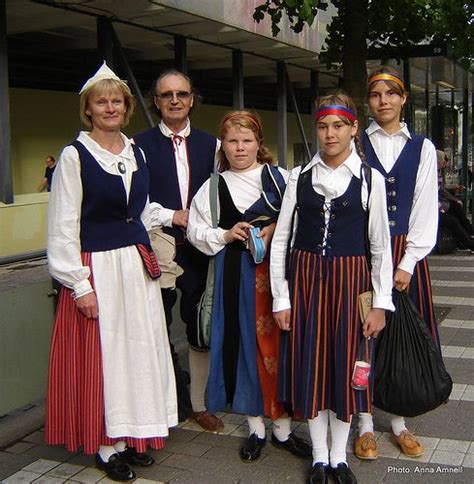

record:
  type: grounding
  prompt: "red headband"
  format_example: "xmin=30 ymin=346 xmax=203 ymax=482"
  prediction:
xmin=316 ymin=105 xmax=357 ymax=122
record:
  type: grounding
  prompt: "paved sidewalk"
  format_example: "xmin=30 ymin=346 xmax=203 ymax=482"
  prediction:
xmin=0 ymin=253 xmax=473 ymax=483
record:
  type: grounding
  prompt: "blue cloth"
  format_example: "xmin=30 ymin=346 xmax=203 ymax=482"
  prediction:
xmin=293 ymin=170 xmax=367 ymax=256
xmin=72 ymin=140 xmax=150 ymax=253
xmin=133 ymin=126 xmax=216 ymax=243
xmin=363 ymin=131 xmax=424 ymax=236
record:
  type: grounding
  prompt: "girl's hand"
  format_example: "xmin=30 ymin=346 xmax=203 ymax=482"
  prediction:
xmin=362 ymin=308 xmax=385 ymax=338
xmin=259 ymin=223 xmax=276 ymax=248
xmin=394 ymin=268 xmax=412 ymax=291
xmin=76 ymin=292 xmax=99 ymax=319
xmin=223 ymin=221 xmax=253 ymax=243
xmin=273 ymin=309 xmax=291 ymax=331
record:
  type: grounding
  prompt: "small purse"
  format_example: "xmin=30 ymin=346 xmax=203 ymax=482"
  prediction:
xmin=247 ymin=227 xmax=266 ymax=264
xmin=358 ymin=290 xmax=373 ymax=322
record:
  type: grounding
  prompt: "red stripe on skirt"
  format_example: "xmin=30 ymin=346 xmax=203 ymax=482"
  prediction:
xmin=45 ymin=252 xmax=166 ymax=454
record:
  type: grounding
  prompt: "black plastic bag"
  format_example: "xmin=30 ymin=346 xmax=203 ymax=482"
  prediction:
xmin=373 ymin=291 xmax=452 ymax=417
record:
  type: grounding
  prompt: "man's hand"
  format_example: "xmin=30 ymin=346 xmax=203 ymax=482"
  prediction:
xmin=76 ymin=292 xmax=99 ymax=319
xmin=273 ymin=309 xmax=291 ymax=331
xmin=394 ymin=268 xmax=412 ymax=291
xmin=172 ymin=209 xmax=189 ymax=229
xmin=224 ymin=221 xmax=253 ymax=243
xmin=362 ymin=308 xmax=385 ymax=338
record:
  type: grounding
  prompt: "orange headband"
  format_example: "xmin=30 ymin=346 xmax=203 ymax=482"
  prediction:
xmin=369 ymin=73 xmax=405 ymax=90
xmin=223 ymin=112 xmax=262 ymax=135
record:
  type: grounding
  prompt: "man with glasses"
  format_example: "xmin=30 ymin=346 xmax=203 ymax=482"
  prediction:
xmin=134 ymin=70 xmax=223 ymax=432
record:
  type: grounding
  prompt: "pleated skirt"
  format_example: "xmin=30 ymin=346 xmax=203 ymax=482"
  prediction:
xmin=279 ymin=249 xmax=372 ymax=423
xmin=45 ymin=252 xmax=172 ymax=454
xmin=392 ymin=235 xmax=440 ymax=347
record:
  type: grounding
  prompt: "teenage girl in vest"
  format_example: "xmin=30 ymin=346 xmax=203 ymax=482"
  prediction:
xmin=271 ymin=93 xmax=394 ymax=484
xmin=354 ymin=67 xmax=439 ymax=461
xmin=188 ymin=111 xmax=311 ymax=463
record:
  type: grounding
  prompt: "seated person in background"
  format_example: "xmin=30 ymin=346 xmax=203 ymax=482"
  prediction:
xmin=437 ymin=150 xmax=474 ymax=253
xmin=38 ymin=155 xmax=56 ymax=192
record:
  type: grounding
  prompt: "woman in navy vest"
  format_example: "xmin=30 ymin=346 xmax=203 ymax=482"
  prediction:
xmin=354 ymin=67 xmax=440 ymax=461
xmin=45 ymin=62 xmax=177 ymax=482
xmin=271 ymin=94 xmax=394 ymax=484
xmin=188 ymin=111 xmax=312 ymax=464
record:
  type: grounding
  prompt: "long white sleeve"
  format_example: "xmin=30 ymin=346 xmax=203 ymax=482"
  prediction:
xmin=368 ymin=170 xmax=395 ymax=311
xmin=398 ymin=139 xmax=439 ymax=274
xmin=270 ymin=167 xmax=301 ymax=312
xmin=187 ymin=178 xmax=228 ymax=256
xmin=47 ymin=145 xmax=93 ymax=297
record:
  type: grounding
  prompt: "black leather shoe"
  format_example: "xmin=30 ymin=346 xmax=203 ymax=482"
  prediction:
xmin=118 ymin=446 xmax=155 ymax=467
xmin=271 ymin=432 xmax=312 ymax=458
xmin=308 ymin=462 xmax=329 ymax=484
xmin=239 ymin=433 xmax=266 ymax=462
xmin=95 ymin=453 xmax=136 ymax=482
xmin=331 ymin=463 xmax=357 ymax=484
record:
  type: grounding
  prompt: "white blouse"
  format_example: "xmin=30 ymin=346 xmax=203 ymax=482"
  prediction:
xmin=366 ymin=121 xmax=439 ymax=273
xmin=270 ymin=150 xmax=394 ymax=313
xmin=48 ymin=131 xmax=153 ymax=298
xmin=187 ymin=165 xmax=289 ymax=256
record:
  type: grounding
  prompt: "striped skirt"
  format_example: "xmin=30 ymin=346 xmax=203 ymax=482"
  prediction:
xmin=279 ymin=249 xmax=372 ymax=423
xmin=392 ymin=235 xmax=440 ymax=347
xmin=45 ymin=253 xmax=166 ymax=454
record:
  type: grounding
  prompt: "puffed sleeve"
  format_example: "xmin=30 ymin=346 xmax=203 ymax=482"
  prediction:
xmin=47 ymin=145 xmax=93 ymax=298
xmin=270 ymin=166 xmax=301 ymax=312
xmin=187 ymin=178 xmax=228 ymax=256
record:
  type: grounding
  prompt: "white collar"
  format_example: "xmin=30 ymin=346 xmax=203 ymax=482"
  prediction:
xmin=301 ymin=149 xmax=363 ymax=179
xmin=366 ymin=120 xmax=411 ymax=139
xmin=159 ymin=119 xmax=191 ymax=138
xmin=78 ymin=131 xmax=135 ymax=166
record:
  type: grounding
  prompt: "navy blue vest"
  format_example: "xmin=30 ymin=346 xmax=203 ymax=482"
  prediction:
xmin=293 ymin=169 xmax=367 ymax=256
xmin=73 ymin=140 xmax=150 ymax=252
xmin=363 ymin=132 xmax=423 ymax=236
xmin=133 ymin=126 xmax=217 ymax=242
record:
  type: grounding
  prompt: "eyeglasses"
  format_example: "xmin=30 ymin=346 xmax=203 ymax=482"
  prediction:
xmin=155 ymin=91 xmax=192 ymax=101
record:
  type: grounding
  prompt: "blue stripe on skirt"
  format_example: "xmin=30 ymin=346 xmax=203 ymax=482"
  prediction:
xmin=279 ymin=249 xmax=372 ymax=422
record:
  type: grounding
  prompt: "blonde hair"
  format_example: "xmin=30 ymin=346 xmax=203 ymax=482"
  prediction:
xmin=218 ymin=111 xmax=275 ymax=172
xmin=79 ymin=78 xmax=136 ymax=129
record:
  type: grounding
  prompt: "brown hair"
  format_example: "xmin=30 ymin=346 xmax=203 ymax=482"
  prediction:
xmin=79 ymin=78 xmax=135 ymax=129
xmin=367 ymin=66 xmax=406 ymax=97
xmin=316 ymin=92 xmax=367 ymax=164
xmin=149 ymin=69 xmax=198 ymax=118
xmin=218 ymin=111 xmax=275 ymax=172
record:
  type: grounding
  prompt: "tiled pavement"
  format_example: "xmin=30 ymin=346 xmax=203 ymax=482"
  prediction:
xmin=1 ymin=253 xmax=473 ymax=483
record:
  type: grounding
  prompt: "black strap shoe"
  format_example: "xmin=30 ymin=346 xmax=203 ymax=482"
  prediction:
xmin=95 ymin=453 xmax=136 ymax=481
xmin=271 ymin=432 xmax=312 ymax=458
xmin=118 ymin=446 xmax=155 ymax=467
xmin=331 ymin=463 xmax=357 ymax=484
xmin=239 ymin=433 xmax=266 ymax=462
xmin=309 ymin=462 xmax=329 ymax=484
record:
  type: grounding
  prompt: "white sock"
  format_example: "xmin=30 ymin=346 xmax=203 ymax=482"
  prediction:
xmin=358 ymin=412 xmax=374 ymax=436
xmin=329 ymin=411 xmax=351 ymax=468
xmin=391 ymin=416 xmax=407 ymax=436
xmin=272 ymin=416 xmax=291 ymax=442
xmin=98 ymin=445 xmax=116 ymax=462
xmin=113 ymin=441 xmax=127 ymax=453
xmin=189 ymin=347 xmax=209 ymax=412
xmin=308 ymin=410 xmax=329 ymax=465
xmin=247 ymin=415 xmax=266 ymax=439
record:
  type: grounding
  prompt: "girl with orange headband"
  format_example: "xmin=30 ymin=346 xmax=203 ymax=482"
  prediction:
xmin=187 ymin=111 xmax=311 ymax=463
xmin=353 ymin=67 xmax=440 ymax=461
xmin=271 ymin=93 xmax=394 ymax=483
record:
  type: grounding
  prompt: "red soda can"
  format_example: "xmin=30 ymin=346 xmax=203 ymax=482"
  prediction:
xmin=351 ymin=360 xmax=370 ymax=390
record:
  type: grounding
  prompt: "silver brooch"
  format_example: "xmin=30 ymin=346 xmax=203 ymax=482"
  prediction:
xmin=118 ymin=161 xmax=126 ymax=174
